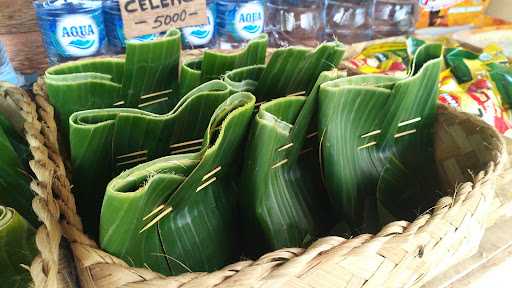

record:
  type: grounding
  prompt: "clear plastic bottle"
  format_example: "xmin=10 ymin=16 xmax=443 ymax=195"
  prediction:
xmin=265 ymin=0 xmax=322 ymax=48
xmin=33 ymin=0 xmax=107 ymax=65
xmin=181 ymin=0 xmax=217 ymax=49
xmin=323 ymin=0 xmax=373 ymax=44
xmin=0 ymin=42 xmax=21 ymax=86
xmin=372 ymin=0 xmax=418 ymax=38
xmin=103 ymin=0 xmax=162 ymax=54
xmin=216 ymin=0 xmax=265 ymax=49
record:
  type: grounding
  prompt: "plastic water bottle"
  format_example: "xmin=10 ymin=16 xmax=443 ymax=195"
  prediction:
xmin=0 ymin=42 xmax=21 ymax=86
xmin=33 ymin=0 xmax=107 ymax=65
xmin=181 ymin=0 xmax=217 ymax=49
xmin=103 ymin=0 xmax=162 ymax=54
xmin=265 ymin=0 xmax=322 ymax=47
xmin=217 ymin=0 xmax=265 ymax=49
xmin=372 ymin=0 xmax=418 ymax=38
xmin=323 ymin=0 xmax=373 ymax=44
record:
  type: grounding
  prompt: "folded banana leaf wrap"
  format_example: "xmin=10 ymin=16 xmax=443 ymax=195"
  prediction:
xmin=0 ymin=205 xmax=38 ymax=287
xmin=318 ymin=43 xmax=443 ymax=230
xmin=70 ymin=81 xmax=235 ymax=236
xmin=46 ymin=31 xmax=266 ymax=140
xmin=222 ymin=42 xmax=344 ymax=97
xmin=179 ymin=34 xmax=267 ymax=97
xmin=98 ymin=41 xmax=344 ymax=272
xmin=0 ymin=84 xmax=37 ymax=226
xmin=100 ymin=92 xmax=255 ymax=275
xmin=46 ymin=30 xmax=181 ymax=137
xmin=241 ymin=95 xmax=334 ymax=255
xmin=68 ymin=39 xmax=343 ymax=237
xmin=229 ymin=44 xmax=346 ymax=254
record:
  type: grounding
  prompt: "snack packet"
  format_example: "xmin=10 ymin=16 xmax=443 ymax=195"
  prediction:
xmin=417 ymin=0 xmax=491 ymax=28
xmin=346 ymin=38 xmax=512 ymax=137
xmin=439 ymin=68 xmax=512 ymax=137
xmin=442 ymin=47 xmax=512 ymax=136
xmin=344 ymin=42 xmax=409 ymax=76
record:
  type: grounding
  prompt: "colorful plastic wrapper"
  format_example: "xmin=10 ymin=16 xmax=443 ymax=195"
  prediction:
xmin=440 ymin=46 xmax=512 ymax=137
xmin=343 ymin=42 xmax=409 ymax=76
xmin=345 ymin=37 xmax=512 ymax=137
xmin=439 ymin=67 xmax=512 ymax=137
xmin=417 ymin=0 xmax=491 ymax=28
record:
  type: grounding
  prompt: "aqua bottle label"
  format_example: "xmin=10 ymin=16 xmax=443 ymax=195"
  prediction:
xmin=218 ymin=1 xmax=265 ymax=42
xmin=55 ymin=13 xmax=104 ymax=57
xmin=112 ymin=17 xmax=159 ymax=46
xmin=34 ymin=1 xmax=107 ymax=64
xmin=181 ymin=3 xmax=216 ymax=48
xmin=104 ymin=1 xmax=160 ymax=53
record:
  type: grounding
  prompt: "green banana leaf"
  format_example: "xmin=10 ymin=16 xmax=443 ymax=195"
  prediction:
xmin=0 ymin=85 xmax=36 ymax=226
xmin=0 ymin=206 xmax=38 ymax=287
xmin=444 ymin=47 xmax=479 ymax=84
xmin=240 ymin=96 xmax=331 ymax=255
xmin=46 ymin=29 xmax=181 ymax=136
xmin=69 ymin=40 xmax=344 ymax=237
xmin=178 ymin=34 xmax=268 ymax=97
xmin=488 ymin=63 xmax=512 ymax=108
xmin=221 ymin=41 xmax=345 ymax=99
xmin=254 ymin=42 xmax=345 ymax=100
xmin=223 ymin=65 xmax=266 ymax=93
xmin=121 ymin=30 xmax=181 ymax=112
xmin=70 ymin=81 xmax=235 ymax=236
xmin=318 ymin=43 xmax=443 ymax=230
xmin=100 ymin=92 xmax=255 ymax=275
xmin=406 ymin=37 xmax=427 ymax=58
xmin=235 ymin=43 xmax=345 ymax=254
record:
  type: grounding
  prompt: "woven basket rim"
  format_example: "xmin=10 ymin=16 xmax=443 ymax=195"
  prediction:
xmin=9 ymin=76 xmax=506 ymax=287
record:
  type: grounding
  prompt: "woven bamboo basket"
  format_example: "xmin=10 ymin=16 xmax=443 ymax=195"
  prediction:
xmin=6 ymin=67 xmax=508 ymax=287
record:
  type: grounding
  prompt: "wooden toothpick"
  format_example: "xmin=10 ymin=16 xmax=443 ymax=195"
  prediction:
xmin=139 ymin=206 xmax=173 ymax=233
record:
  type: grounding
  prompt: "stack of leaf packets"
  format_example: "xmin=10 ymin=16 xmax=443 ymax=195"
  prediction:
xmin=318 ymin=44 xmax=443 ymax=231
xmin=46 ymin=31 xmax=268 ymax=235
xmin=100 ymin=92 xmax=255 ymax=275
xmin=44 ymin=30 xmax=445 ymax=276
xmin=70 ymin=81 xmax=236 ymax=236
xmin=89 ymin=42 xmax=345 ymax=273
xmin=240 ymin=43 xmax=443 ymax=254
xmin=46 ymin=32 xmax=268 ymax=138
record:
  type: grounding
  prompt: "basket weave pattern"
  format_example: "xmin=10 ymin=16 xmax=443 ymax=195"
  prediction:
xmin=22 ymin=79 xmax=507 ymax=288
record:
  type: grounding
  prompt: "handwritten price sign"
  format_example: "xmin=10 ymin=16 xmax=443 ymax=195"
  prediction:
xmin=119 ymin=0 xmax=207 ymax=39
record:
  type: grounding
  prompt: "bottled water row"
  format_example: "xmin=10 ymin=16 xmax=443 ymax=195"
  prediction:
xmin=33 ymin=0 xmax=418 ymax=65
xmin=267 ymin=0 xmax=418 ymax=47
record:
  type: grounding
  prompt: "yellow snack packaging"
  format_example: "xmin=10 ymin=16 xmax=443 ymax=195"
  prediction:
xmin=439 ymin=66 xmax=512 ymax=137
xmin=344 ymin=42 xmax=409 ymax=77
xmin=347 ymin=38 xmax=512 ymax=137
xmin=417 ymin=0 xmax=491 ymax=28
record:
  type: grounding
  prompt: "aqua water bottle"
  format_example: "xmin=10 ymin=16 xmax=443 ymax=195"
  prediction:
xmin=323 ymin=0 xmax=373 ymax=44
xmin=181 ymin=0 xmax=217 ymax=49
xmin=372 ymin=0 xmax=418 ymax=38
xmin=217 ymin=0 xmax=265 ymax=49
xmin=0 ymin=42 xmax=20 ymax=86
xmin=103 ymin=0 xmax=161 ymax=54
xmin=265 ymin=0 xmax=322 ymax=48
xmin=33 ymin=0 xmax=107 ymax=65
